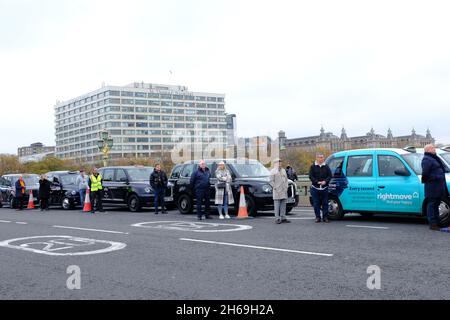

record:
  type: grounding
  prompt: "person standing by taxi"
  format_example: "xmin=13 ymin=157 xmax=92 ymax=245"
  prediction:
xmin=270 ymin=158 xmax=290 ymax=224
xmin=190 ymin=160 xmax=212 ymax=220
xmin=38 ymin=174 xmax=51 ymax=211
xmin=150 ymin=164 xmax=168 ymax=214
xmin=309 ymin=153 xmax=332 ymax=223
xmin=89 ymin=168 xmax=104 ymax=213
xmin=14 ymin=175 xmax=26 ymax=211
xmin=76 ymin=169 xmax=90 ymax=208
xmin=421 ymin=144 xmax=448 ymax=231
xmin=215 ymin=161 xmax=234 ymax=219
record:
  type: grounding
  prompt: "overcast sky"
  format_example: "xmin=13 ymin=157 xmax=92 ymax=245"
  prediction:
xmin=1 ymin=0 xmax=449 ymax=154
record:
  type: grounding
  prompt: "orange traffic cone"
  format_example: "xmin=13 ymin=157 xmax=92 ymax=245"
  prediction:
xmin=83 ymin=189 xmax=92 ymax=212
xmin=27 ymin=190 xmax=35 ymax=209
xmin=236 ymin=186 xmax=250 ymax=219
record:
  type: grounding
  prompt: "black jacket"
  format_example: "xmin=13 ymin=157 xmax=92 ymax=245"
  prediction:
xmin=150 ymin=170 xmax=168 ymax=189
xmin=39 ymin=179 xmax=51 ymax=199
xmin=190 ymin=167 xmax=211 ymax=192
xmin=309 ymin=163 xmax=332 ymax=188
xmin=421 ymin=152 xmax=448 ymax=198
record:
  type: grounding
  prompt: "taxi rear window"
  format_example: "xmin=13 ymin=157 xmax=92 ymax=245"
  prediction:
xmin=346 ymin=155 xmax=373 ymax=177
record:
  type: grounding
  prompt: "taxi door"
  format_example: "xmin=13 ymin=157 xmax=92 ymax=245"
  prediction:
xmin=375 ymin=151 xmax=421 ymax=214
xmin=340 ymin=153 xmax=377 ymax=212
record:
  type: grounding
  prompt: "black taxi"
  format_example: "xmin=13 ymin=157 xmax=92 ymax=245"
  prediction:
xmin=170 ymin=159 xmax=299 ymax=216
xmin=98 ymin=166 xmax=174 ymax=212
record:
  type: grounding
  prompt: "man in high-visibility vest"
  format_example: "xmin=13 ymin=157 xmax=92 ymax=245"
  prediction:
xmin=89 ymin=168 xmax=105 ymax=213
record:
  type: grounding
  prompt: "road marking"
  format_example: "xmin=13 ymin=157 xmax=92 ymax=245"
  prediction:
xmin=52 ymin=225 xmax=129 ymax=235
xmin=346 ymin=225 xmax=390 ymax=230
xmin=0 ymin=235 xmax=126 ymax=256
xmin=132 ymin=221 xmax=252 ymax=233
xmin=180 ymin=238 xmax=334 ymax=257
xmin=15 ymin=222 xmax=28 ymax=225
xmin=0 ymin=220 xmax=12 ymax=223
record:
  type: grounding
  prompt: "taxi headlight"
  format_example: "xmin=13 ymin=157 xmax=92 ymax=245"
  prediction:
xmin=144 ymin=187 xmax=152 ymax=193
xmin=262 ymin=184 xmax=272 ymax=193
xmin=71 ymin=190 xmax=77 ymax=196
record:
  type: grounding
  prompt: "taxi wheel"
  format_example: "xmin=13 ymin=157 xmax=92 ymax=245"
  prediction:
xmin=10 ymin=197 xmax=15 ymax=209
xmin=328 ymin=197 xmax=344 ymax=220
xmin=128 ymin=195 xmax=142 ymax=212
xmin=439 ymin=198 xmax=450 ymax=227
xmin=61 ymin=197 xmax=71 ymax=210
xmin=177 ymin=194 xmax=193 ymax=214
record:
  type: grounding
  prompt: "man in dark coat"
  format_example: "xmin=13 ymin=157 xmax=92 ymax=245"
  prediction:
xmin=421 ymin=144 xmax=448 ymax=230
xmin=190 ymin=160 xmax=212 ymax=220
xmin=150 ymin=164 xmax=168 ymax=214
xmin=38 ymin=174 xmax=51 ymax=211
xmin=14 ymin=176 xmax=26 ymax=211
xmin=309 ymin=153 xmax=332 ymax=223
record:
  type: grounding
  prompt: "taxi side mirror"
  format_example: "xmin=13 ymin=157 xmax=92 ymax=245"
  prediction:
xmin=394 ymin=169 xmax=411 ymax=177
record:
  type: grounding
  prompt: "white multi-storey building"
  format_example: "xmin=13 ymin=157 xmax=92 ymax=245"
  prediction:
xmin=55 ymin=82 xmax=228 ymax=162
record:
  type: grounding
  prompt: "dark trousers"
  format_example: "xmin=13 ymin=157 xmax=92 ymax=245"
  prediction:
xmin=427 ymin=197 xmax=441 ymax=225
xmin=15 ymin=196 xmax=25 ymax=210
xmin=91 ymin=190 xmax=104 ymax=212
xmin=311 ymin=187 xmax=329 ymax=220
xmin=154 ymin=187 xmax=166 ymax=213
xmin=40 ymin=198 xmax=49 ymax=210
xmin=196 ymin=189 xmax=210 ymax=218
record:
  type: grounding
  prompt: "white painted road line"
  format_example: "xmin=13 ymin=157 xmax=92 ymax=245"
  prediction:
xmin=0 ymin=220 xmax=12 ymax=223
xmin=52 ymin=225 xmax=129 ymax=235
xmin=180 ymin=238 xmax=334 ymax=257
xmin=15 ymin=222 xmax=28 ymax=225
xmin=346 ymin=225 xmax=390 ymax=230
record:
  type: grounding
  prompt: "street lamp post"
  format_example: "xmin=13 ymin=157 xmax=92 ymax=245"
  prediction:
xmin=97 ymin=130 xmax=114 ymax=167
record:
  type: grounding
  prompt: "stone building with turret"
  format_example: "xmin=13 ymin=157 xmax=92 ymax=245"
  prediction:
xmin=281 ymin=127 xmax=434 ymax=152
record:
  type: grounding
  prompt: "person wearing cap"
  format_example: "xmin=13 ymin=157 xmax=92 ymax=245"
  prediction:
xmin=309 ymin=153 xmax=332 ymax=223
xmin=76 ymin=169 xmax=90 ymax=208
xmin=215 ymin=161 xmax=234 ymax=219
xmin=269 ymin=158 xmax=290 ymax=224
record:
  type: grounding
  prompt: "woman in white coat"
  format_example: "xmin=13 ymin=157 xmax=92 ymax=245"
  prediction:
xmin=215 ymin=161 xmax=234 ymax=219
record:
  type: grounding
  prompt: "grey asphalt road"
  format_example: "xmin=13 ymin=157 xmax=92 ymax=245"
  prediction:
xmin=0 ymin=205 xmax=449 ymax=300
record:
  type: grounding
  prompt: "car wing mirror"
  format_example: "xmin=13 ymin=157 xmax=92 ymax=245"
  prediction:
xmin=394 ymin=169 xmax=411 ymax=177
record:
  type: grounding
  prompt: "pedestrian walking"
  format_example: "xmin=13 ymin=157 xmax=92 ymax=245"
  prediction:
xmin=38 ymin=174 xmax=51 ymax=211
xmin=309 ymin=153 xmax=332 ymax=223
xmin=150 ymin=164 xmax=168 ymax=214
xmin=89 ymin=168 xmax=104 ymax=213
xmin=286 ymin=165 xmax=298 ymax=181
xmin=76 ymin=169 xmax=90 ymax=208
xmin=421 ymin=144 xmax=448 ymax=231
xmin=215 ymin=161 xmax=234 ymax=219
xmin=270 ymin=158 xmax=290 ymax=224
xmin=190 ymin=160 xmax=212 ymax=220
xmin=14 ymin=175 xmax=26 ymax=211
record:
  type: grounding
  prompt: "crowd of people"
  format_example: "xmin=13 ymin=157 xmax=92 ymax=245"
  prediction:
xmin=5 ymin=145 xmax=447 ymax=231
